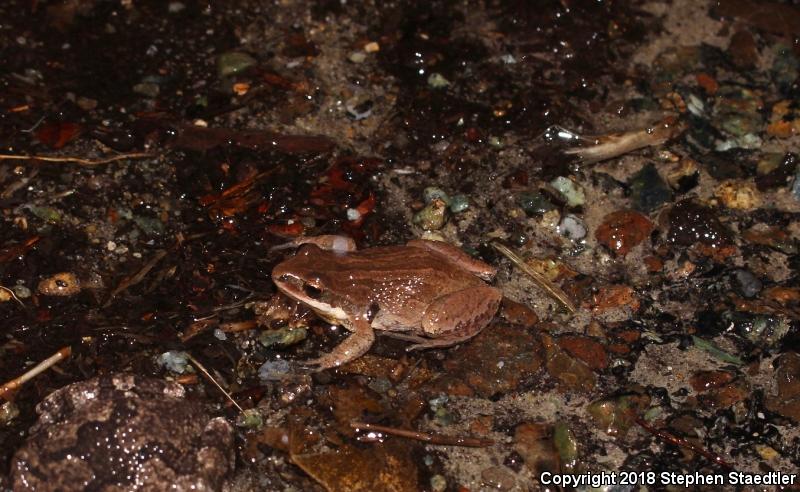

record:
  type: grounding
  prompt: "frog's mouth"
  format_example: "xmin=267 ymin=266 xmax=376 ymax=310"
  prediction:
xmin=273 ymin=274 xmax=348 ymax=324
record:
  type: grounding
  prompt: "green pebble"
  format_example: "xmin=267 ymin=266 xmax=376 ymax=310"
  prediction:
xmin=423 ymin=187 xmax=450 ymax=205
xmin=427 ymin=73 xmax=451 ymax=88
xmin=217 ymin=51 xmax=257 ymax=78
xmin=259 ymin=327 xmax=308 ymax=348
xmin=550 ymin=176 xmax=585 ymax=208
xmin=448 ymin=194 xmax=469 ymax=213
xmin=413 ymin=199 xmax=447 ymax=231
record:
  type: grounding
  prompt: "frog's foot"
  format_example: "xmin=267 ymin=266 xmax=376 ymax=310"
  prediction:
xmin=406 ymin=239 xmax=496 ymax=281
xmin=270 ymin=235 xmax=356 ymax=253
xmin=303 ymin=319 xmax=375 ymax=371
xmin=418 ymin=285 xmax=502 ymax=346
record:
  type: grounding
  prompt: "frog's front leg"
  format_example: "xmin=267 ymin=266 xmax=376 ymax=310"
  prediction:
xmin=409 ymin=285 xmax=502 ymax=351
xmin=271 ymin=235 xmax=357 ymax=253
xmin=303 ymin=318 xmax=375 ymax=370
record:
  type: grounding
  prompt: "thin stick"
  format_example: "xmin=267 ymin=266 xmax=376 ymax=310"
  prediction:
xmin=0 ymin=152 xmax=154 ymax=167
xmin=491 ymin=242 xmax=576 ymax=313
xmin=185 ymin=353 xmax=245 ymax=414
xmin=635 ymin=417 xmax=733 ymax=470
xmin=0 ymin=346 xmax=72 ymax=400
xmin=350 ymin=421 xmax=494 ymax=447
xmin=103 ymin=249 xmax=167 ymax=307
xmin=0 ymin=285 xmax=25 ymax=307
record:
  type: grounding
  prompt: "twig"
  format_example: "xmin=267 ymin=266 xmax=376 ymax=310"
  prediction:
xmin=491 ymin=242 xmax=576 ymax=313
xmin=0 ymin=286 xmax=25 ymax=307
xmin=0 ymin=346 xmax=72 ymax=400
xmin=0 ymin=152 xmax=154 ymax=167
xmin=185 ymin=353 xmax=245 ymax=414
xmin=350 ymin=421 xmax=494 ymax=447
xmin=635 ymin=417 xmax=733 ymax=470
xmin=103 ymin=249 xmax=167 ymax=307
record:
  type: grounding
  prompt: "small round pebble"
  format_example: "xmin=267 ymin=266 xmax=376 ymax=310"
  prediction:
xmin=37 ymin=272 xmax=81 ymax=297
xmin=733 ymin=269 xmax=763 ymax=298
xmin=558 ymin=214 xmax=587 ymax=240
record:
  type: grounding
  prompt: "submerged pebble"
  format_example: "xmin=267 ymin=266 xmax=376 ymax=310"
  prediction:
xmin=37 ymin=272 xmax=81 ymax=297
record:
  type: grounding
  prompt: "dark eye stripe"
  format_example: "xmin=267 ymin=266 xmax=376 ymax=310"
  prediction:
xmin=303 ymin=284 xmax=323 ymax=299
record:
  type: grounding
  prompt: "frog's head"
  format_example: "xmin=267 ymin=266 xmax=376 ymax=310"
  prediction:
xmin=271 ymin=244 xmax=350 ymax=325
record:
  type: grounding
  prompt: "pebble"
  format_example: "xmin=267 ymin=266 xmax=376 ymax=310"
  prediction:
xmin=427 ymin=73 xmax=450 ymax=88
xmin=550 ymin=176 xmax=585 ymax=207
xmin=259 ymin=327 xmax=308 ymax=348
xmin=430 ymin=474 xmax=447 ymax=492
xmin=732 ymin=269 xmax=762 ymax=298
xmin=666 ymin=200 xmax=732 ymax=248
xmin=216 ymin=51 xmax=256 ymax=78
xmin=448 ymin=194 xmax=469 ymax=213
xmin=0 ymin=289 xmax=10 ymax=303
xmin=517 ymin=191 xmax=555 ymax=216
xmin=595 ymin=210 xmax=654 ymax=256
xmin=558 ymin=214 xmax=586 ymax=240
xmin=413 ymin=199 xmax=448 ymax=231
xmin=715 ymin=179 xmax=762 ymax=210
xmin=157 ymin=350 xmax=190 ymax=373
xmin=12 ymin=285 xmax=31 ymax=299
xmin=37 ymin=272 xmax=81 ymax=297
xmin=480 ymin=466 xmax=516 ymax=490
xmin=258 ymin=359 xmax=291 ymax=381
xmin=423 ymin=187 xmax=450 ymax=204
xmin=629 ymin=162 xmax=672 ymax=212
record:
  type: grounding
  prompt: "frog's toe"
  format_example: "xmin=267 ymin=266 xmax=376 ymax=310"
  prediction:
xmin=301 ymin=354 xmax=341 ymax=371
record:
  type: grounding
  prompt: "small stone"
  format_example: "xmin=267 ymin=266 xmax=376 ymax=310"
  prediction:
xmin=132 ymin=82 xmax=160 ymax=98
xmin=37 ymin=272 xmax=81 ymax=297
xmin=0 ymin=401 xmax=19 ymax=425
xmin=732 ymin=269 xmax=762 ymax=298
xmin=550 ymin=177 xmax=585 ymax=207
xmin=480 ymin=466 xmax=516 ymax=490
xmin=12 ymin=285 xmax=31 ymax=299
xmin=517 ymin=191 xmax=555 ymax=215
xmin=363 ymin=42 xmax=380 ymax=53
xmin=348 ymin=52 xmax=367 ymax=63
xmin=727 ymin=30 xmax=758 ymax=69
xmin=448 ymin=194 xmax=469 ymax=213
xmin=592 ymin=284 xmax=640 ymax=313
xmin=595 ymin=210 xmax=654 ymax=256
xmin=157 ymin=350 xmax=190 ymax=374
xmin=216 ymin=51 xmax=256 ymax=78
xmin=587 ymin=393 xmax=650 ymax=436
xmin=430 ymin=475 xmax=447 ymax=492
xmin=558 ymin=214 xmax=586 ymax=240
xmin=715 ymin=179 xmax=762 ymax=210
xmin=629 ymin=162 xmax=672 ymax=213
xmin=413 ymin=199 xmax=448 ymax=231
xmin=556 ymin=335 xmax=608 ymax=370
xmin=423 ymin=187 xmax=450 ymax=205
xmin=259 ymin=327 xmax=308 ymax=348
xmin=666 ymin=158 xmax=700 ymax=193
xmin=427 ymin=73 xmax=450 ymax=88
xmin=0 ymin=288 xmax=10 ymax=302
xmin=667 ymin=200 xmax=732 ymax=249
xmin=258 ymin=359 xmax=291 ymax=381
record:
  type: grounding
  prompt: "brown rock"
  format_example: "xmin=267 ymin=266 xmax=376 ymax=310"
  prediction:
xmin=690 ymin=370 xmax=735 ymax=392
xmin=595 ymin=210 xmax=654 ymax=256
xmin=591 ymin=284 xmax=640 ymax=313
xmin=727 ymin=30 xmax=759 ymax=69
xmin=557 ymin=335 xmax=608 ymax=371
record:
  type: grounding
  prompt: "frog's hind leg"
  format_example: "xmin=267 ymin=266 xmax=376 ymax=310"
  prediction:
xmin=303 ymin=318 xmax=375 ymax=370
xmin=409 ymin=285 xmax=502 ymax=351
xmin=406 ymin=239 xmax=496 ymax=281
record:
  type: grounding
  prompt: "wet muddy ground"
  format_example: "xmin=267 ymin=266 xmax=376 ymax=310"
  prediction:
xmin=1 ymin=0 xmax=800 ymax=490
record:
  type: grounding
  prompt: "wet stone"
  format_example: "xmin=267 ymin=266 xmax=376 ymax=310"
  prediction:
xmin=558 ymin=214 xmax=587 ymax=241
xmin=10 ymin=374 xmax=234 ymax=492
xmin=517 ymin=191 xmax=555 ymax=216
xmin=216 ymin=51 xmax=257 ymax=78
xmin=727 ymin=30 xmax=759 ymax=69
xmin=587 ymin=393 xmax=650 ymax=436
xmin=666 ymin=200 xmax=732 ymax=249
xmin=438 ymin=324 xmax=544 ymax=398
xmin=629 ymin=162 xmax=672 ymax=213
xmin=714 ymin=179 xmax=762 ymax=210
xmin=513 ymin=423 xmax=560 ymax=476
xmin=595 ymin=209 xmax=654 ymax=256
xmin=765 ymin=352 xmax=800 ymax=423
xmin=732 ymin=269 xmax=763 ymax=298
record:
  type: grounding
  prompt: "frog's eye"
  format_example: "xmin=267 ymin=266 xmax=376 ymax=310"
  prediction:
xmin=303 ymin=282 xmax=323 ymax=299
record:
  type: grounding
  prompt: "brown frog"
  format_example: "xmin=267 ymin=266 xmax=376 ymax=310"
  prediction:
xmin=271 ymin=236 xmax=502 ymax=369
